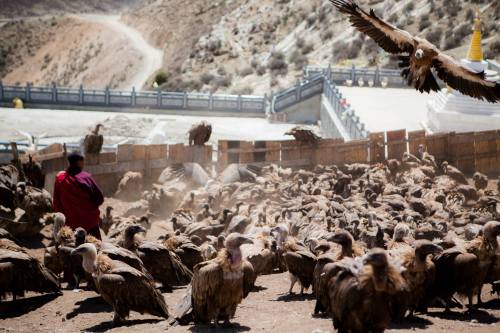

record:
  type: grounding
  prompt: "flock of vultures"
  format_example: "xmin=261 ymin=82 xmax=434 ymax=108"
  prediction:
xmin=1 ymin=126 xmax=500 ymax=332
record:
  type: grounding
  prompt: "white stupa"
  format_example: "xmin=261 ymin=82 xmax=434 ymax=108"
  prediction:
xmin=426 ymin=11 xmax=500 ymax=133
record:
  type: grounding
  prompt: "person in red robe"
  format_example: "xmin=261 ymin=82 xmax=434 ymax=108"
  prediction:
xmin=53 ymin=151 xmax=104 ymax=239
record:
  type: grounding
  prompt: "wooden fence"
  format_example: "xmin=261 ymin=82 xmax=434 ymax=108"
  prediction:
xmin=217 ymin=129 xmax=500 ymax=174
xmin=36 ymin=143 xmax=212 ymax=195
xmin=26 ymin=128 xmax=500 ymax=195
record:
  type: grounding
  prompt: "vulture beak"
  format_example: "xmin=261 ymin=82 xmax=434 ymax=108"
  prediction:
xmin=240 ymin=236 xmax=254 ymax=245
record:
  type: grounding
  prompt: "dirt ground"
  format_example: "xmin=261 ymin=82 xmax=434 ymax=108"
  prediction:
xmin=1 ymin=218 xmax=499 ymax=333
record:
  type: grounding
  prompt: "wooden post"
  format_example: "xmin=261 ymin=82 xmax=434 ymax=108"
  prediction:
xmin=10 ymin=142 xmax=26 ymax=181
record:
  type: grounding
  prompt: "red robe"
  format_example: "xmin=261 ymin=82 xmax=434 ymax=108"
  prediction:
xmin=53 ymin=169 xmax=104 ymax=231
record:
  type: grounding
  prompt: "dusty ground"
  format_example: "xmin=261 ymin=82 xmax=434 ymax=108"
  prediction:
xmin=1 ymin=230 xmax=499 ymax=333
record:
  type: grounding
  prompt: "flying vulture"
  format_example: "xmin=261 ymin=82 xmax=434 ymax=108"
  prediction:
xmin=331 ymin=0 xmax=500 ymax=103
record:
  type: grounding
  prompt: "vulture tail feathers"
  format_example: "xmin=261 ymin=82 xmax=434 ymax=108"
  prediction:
xmin=172 ymin=284 xmax=194 ymax=325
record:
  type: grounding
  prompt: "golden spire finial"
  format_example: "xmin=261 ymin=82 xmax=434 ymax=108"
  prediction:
xmin=467 ymin=9 xmax=483 ymax=62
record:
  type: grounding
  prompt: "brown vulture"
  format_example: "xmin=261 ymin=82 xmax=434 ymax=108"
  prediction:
xmin=331 ymin=0 xmax=500 ymax=103
xmin=175 ymin=233 xmax=254 ymax=326
xmin=326 ymin=248 xmax=406 ymax=333
xmin=188 ymin=121 xmax=212 ymax=146
xmin=83 ymin=123 xmax=104 ymax=154
xmin=390 ymin=240 xmax=442 ymax=318
xmin=118 ymin=224 xmax=193 ymax=291
xmin=72 ymin=243 xmax=169 ymax=325
xmin=427 ymin=247 xmax=480 ymax=312
xmin=0 ymin=238 xmax=61 ymax=300
xmin=163 ymin=233 xmax=205 ymax=271
xmin=464 ymin=220 xmax=500 ymax=304
xmin=285 ymin=126 xmax=321 ymax=143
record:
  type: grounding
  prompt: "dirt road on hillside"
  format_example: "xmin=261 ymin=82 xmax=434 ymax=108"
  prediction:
xmin=72 ymin=14 xmax=163 ymax=90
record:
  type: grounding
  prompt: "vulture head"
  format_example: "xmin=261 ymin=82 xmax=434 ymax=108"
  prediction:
xmin=483 ymin=221 xmax=500 ymax=242
xmin=224 ymin=233 xmax=253 ymax=249
xmin=327 ymin=230 xmax=353 ymax=248
xmin=72 ymin=243 xmax=98 ymax=274
xmin=92 ymin=123 xmax=104 ymax=135
xmin=393 ymin=222 xmax=410 ymax=241
xmin=271 ymin=224 xmax=289 ymax=248
xmin=124 ymin=224 xmax=147 ymax=238
xmin=414 ymin=240 xmax=443 ymax=261
xmin=224 ymin=233 xmax=253 ymax=266
xmin=441 ymin=161 xmax=449 ymax=174
xmin=74 ymin=227 xmax=87 ymax=244
xmin=363 ymin=248 xmax=388 ymax=269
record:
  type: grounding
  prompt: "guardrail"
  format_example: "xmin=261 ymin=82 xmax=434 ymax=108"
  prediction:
xmin=271 ymin=71 xmax=368 ymax=140
xmin=0 ymin=81 xmax=267 ymax=114
xmin=304 ymin=65 xmax=408 ymax=87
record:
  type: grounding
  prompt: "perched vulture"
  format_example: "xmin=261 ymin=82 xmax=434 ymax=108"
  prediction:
xmin=441 ymin=161 xmax=468 ymax=185
xmin=472 ymin=172 xmax=488 ymax=191
xmin=0 ymin=165 xmax=19 ymax=209
xmin=119 ymin=225 xmax=192 ymax=290
xmin=465 ymin=221 xmax=500 ymax=304
xmin=188 ymin=121 xmax=212 ymax=146
xmin=0 ymin=238 xmax=61 ymax=300
xmin=391 ymin=240 xmax=442 ymax=318
xmin=331 ymin=0 xmax=500 ymax=102
xmin=83 ymin=124 xmax=104 ymax=154
xmin=326 ymin=249 xmax=406 ymax=333
xmin=72 ymin=243 xmax=169 ymax=325
xmin=175 ymin=233 xmax=254 ymax=326
xmin=282 ymin=239 xmax=317 ymax=294
xmin=427 ymin=248 xmax=480 ymax=311
xmin=23 ymin=155 xmax=45 ymax=189
xmin=285 ymin=126 xmax=321 ymax=143
xmin=163 ymin=233 xmax=204 ymax=271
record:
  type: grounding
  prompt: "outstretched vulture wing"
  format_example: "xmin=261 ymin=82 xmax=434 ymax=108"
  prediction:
xmin=331 ymin=0 xmax=414 ymax=54
xmin=433 ymin=53 xmax=500 ymax=103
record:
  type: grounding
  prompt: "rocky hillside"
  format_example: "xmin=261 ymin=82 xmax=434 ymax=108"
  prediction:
xmin=0 ymin=0 xmax=139 ymax=17
xmin=124 ymin=0 xmax=499 ymax=94
xmin=1 ymin=0 xmax=498 ymax=93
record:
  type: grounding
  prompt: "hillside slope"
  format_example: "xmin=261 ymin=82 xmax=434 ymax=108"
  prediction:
xmin=0 ymin=0 xmax=139 ymax=17
xmin=125 ymin=0 xmax=499 ymax=94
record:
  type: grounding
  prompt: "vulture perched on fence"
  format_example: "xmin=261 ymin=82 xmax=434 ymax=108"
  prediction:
xmin=118 ymin=224 xmax=192 ymax=291
xmin=174 ymin=233 xmax=254 ymax=326
xmin=326 ymin=248 xmax=406 ymax=333
xmin=0 ymin=237 xmax=61 ymax=300
xmin=188 ymin=121 xmax=212 ymax=146
xmin=330 ymin=0 xmax=500 ymax=103
xmin=72 ymin=243 xmax=169 ymax=325
xmin=83 ymin=124 xmax=104 ymax=154
xmin=285 ymin=126 xmax=321 ymax=143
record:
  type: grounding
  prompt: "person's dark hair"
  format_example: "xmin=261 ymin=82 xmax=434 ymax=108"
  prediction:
xmin=67 ymin=150 xmax=84 ymax=166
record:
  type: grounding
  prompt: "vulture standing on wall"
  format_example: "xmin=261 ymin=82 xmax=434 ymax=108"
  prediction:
xmin=330 ymin=0 xmax=500 ymax=102
xmin=174 ymin=233 xmax=254 ymax=326
xmin=285 ymin=126 xmax=321 ymax=143
xmin=0 ymin=237 xmax=61 ymax=300
xmin=83 ymin=124 xmax=104 ymax=154
xmin=188 ymin=121 xmax=212 ymax=146
xmin=72 ymin=243 xmax=169 ymax=325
